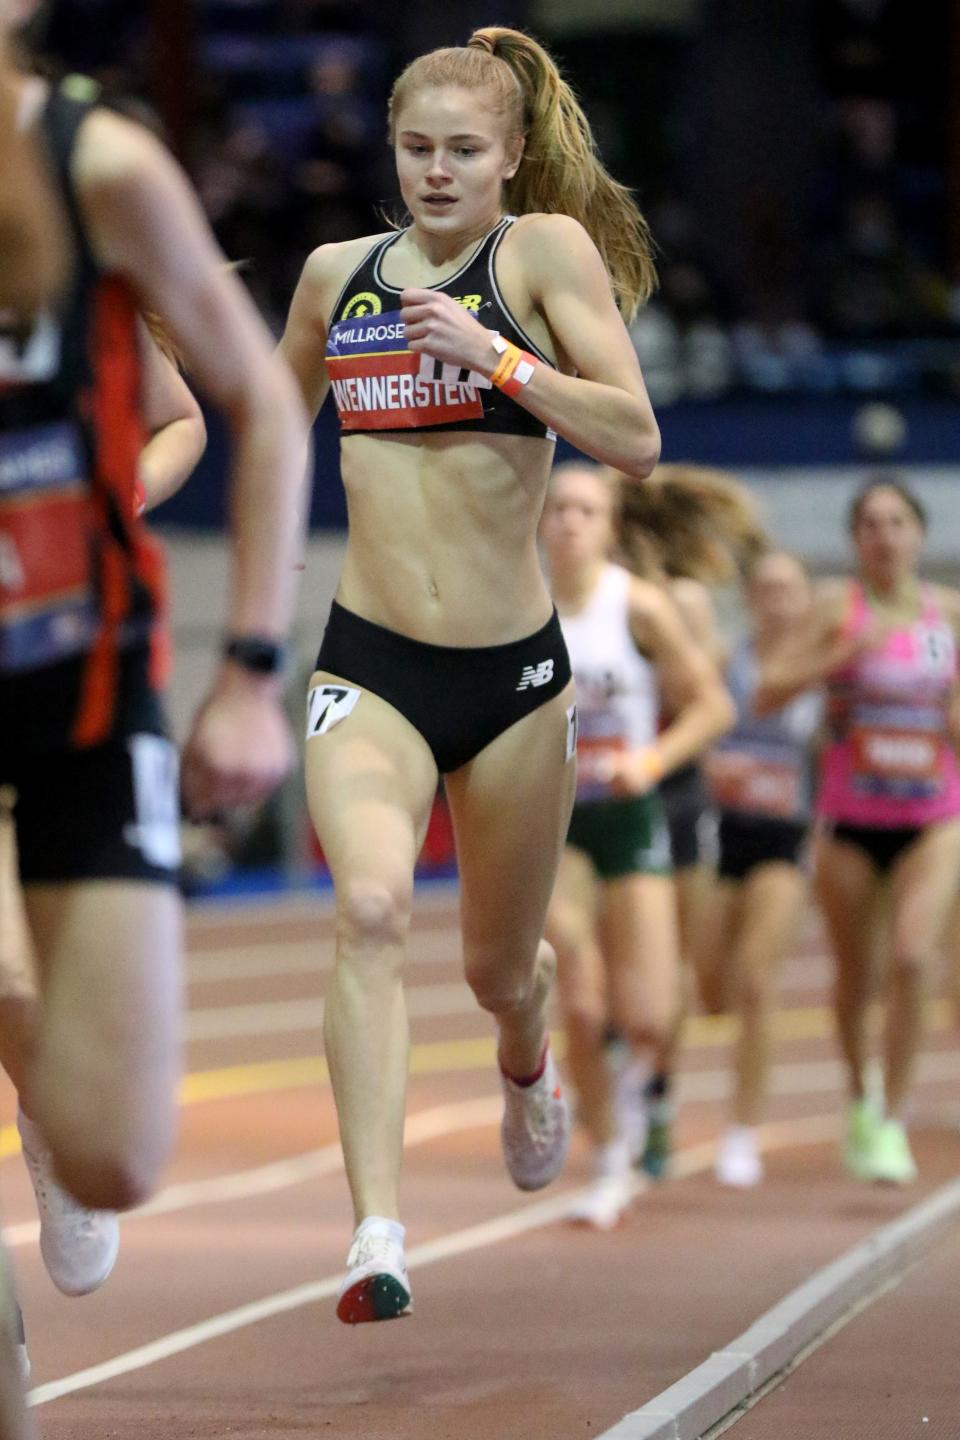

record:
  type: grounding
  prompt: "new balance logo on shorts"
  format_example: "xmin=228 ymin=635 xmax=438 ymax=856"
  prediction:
xmin=517 ymin=659 xmax=555 ymax=691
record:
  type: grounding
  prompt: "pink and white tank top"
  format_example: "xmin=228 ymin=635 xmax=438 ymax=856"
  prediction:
xmin=818 ymin=582 xmax=960 ymax=827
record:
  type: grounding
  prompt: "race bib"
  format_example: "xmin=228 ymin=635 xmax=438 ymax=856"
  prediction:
xmin=707 ymin=750 xmax=802 ymax=819
xmin=326 ymin=309 xmax=489 ymax=430
xmin=852 ymin=726 xmax=941 ymax=784
xmin=0 ymin=421 xmax=96 ymax=673
xmin=575 ymin=733 xmax=626 ymax=801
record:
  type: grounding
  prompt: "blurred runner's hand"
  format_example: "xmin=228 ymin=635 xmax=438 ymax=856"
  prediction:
xmin=181 ymin=668 xmax=294 ymax=818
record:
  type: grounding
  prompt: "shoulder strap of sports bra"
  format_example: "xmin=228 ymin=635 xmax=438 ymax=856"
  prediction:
xmin=328 ymin=232 xmax=398 ymax=327
xmin=40 ymin=80 xmax=99 ymax=269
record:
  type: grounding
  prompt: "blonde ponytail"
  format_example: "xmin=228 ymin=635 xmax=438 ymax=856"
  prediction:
xmin=388 ymin=27 xmax=656 ymax=322
xmin=611 ymin=465 xmax=771 ymax=585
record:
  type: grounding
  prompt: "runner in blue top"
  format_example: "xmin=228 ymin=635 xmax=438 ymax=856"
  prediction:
xmin=696 ymin=551 xmax=822 ymax=1186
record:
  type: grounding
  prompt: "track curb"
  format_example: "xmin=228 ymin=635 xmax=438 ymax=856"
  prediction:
xmin=598 ymin=1175 xmax=960 ymax=1440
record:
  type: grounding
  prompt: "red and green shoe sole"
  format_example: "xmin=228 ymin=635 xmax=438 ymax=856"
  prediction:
xmin=336 ymin=1273 xmax=412 ymax=1325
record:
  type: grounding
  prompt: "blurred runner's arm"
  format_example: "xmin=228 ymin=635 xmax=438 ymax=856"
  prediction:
xmin=137 ymin=322 xmax=207 ymax=512
xmin=74 ymin=108 xmax=311 ymax=815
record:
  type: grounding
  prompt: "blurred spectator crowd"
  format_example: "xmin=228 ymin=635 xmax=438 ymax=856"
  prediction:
xmin=34 ymin=0 xmax=960 ymax=401
xmin=633 ymin=0 xmax=960 ymax=404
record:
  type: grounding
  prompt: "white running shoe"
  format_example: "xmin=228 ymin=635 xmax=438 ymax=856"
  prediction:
xmin=500 ymin=1047 xmax=570 ymax=1192
xmin=568 ymin=1141 xmax=634 ymax=1230
xmin=17 ymin=1111 xmax=119 ymax=1297
xmin=715 ymin=1126 xmax=763 ymax=1188
xmin=613 ymin=1059 xmax=651 ymax=1167
xmin=568 ymin=1174 xmax=633 ymax=1231
xmin=336 ymin=1217 xmax=412 ymax=1325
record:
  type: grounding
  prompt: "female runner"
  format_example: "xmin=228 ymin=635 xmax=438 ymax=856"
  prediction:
xmin=542 ymin=462 xmax=732 ymax=1227
xmin=1 ymin=33 xmax=307 ymax=1411
xmin=611 ymin=465 xmax=768 ymax=1176
xmin=758 ymin=479 xmax=960 ymax=1183
xmin=0 ymin=320 xmax=205 ymax=1314
xmin=280 ymin=26 xmax=660 ymax=1320
xmin=695 ymin=551 xmax=822 ymax=1186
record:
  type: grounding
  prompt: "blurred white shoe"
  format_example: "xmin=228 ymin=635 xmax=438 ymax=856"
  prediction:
xmin=613 ymin=1059 xmax=651 ymax=1166
xmin=715 ymin=1126 xmax=763 ymax=1188
xmin=18 ymin=1110 xmax=119 ymax=1296
xmin=568 ymin=1140 xmax=633 ymax=1230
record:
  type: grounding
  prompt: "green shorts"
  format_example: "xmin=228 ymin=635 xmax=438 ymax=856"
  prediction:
xmin=566 ymin=792 xmax=673 ymax=880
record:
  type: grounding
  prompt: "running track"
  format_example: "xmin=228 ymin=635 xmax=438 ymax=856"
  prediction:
xmin=6 ymin=885 xmax=960 ymax=1439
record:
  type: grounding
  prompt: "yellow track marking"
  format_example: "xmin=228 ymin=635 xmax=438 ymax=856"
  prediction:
xmin=0 ymin=999 xmax=953 ymax=1162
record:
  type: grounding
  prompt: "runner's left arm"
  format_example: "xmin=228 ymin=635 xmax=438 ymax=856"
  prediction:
xmin=401 ymin=214 xmax=659 ymax=479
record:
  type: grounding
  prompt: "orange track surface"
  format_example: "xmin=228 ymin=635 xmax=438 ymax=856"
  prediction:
xmin=7 ymin=888 xmax=959 ymax=1439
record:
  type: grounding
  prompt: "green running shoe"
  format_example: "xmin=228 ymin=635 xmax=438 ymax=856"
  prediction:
xmin=843 ymin=1097 xmax=881 ymax=1180
xmin=863 ymin=1119 xmax=918 ymax=1185
xmin=640 ymin=1097 xmax=673 ymax=1181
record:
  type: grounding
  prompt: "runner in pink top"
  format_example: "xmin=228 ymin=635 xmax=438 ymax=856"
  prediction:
xmin=757 ymin=478 xmax=960 ymax=1186
xmin=818 ymin=582 xmax=960 ymax=828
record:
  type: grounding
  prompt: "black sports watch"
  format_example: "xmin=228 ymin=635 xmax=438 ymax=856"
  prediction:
xmin=223 ymin=635 xmax=286 ymax=675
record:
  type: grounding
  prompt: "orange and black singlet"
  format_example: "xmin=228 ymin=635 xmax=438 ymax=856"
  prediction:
xmin=0 ymin=83 xmax=168 ymax=753
xmin=325 ymin=216 xmax=556 ymax=440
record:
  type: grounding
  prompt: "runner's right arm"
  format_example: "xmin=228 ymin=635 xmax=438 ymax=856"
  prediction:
xmin=74 ymin=107 xmax=311 ymax=815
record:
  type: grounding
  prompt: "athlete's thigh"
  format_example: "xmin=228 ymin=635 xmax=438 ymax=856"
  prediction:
xmin=25 ymin=880 xmax=183 ymax=1137
xmin=0 ymin=806 xmax=35 ymax=1002
xmin=445 ymin=683 xmax=576 ymax=955
xmin=888 ymin=820 xmax=960 ymax=961
xmin=674 ymin=863 xmax=714 ymax=960
xmin=304 ymin=669 xmax=439 ymax=888
xmin=813 ymin=832 xmax=880 ymax=973
xmin=689 ymin=878 xmax=743 ymax=1012
xmin=601 ymin=872 xmax=679 ymax=1025
xmin=734 ymin=863 xmax=807 ymax=984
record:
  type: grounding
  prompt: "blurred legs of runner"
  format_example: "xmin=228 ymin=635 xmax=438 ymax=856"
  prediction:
xmin=549 ymin=852 xmax=678 ymax=1226
xmin=24 ymin=882 xmax=183 ymax=1209
xmin=694 ymin=864 xmax=807 ymax=1186
xmin=816 ymin=820 xmax=960 ymax=1182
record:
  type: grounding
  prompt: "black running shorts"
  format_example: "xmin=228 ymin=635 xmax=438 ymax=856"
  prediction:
xmin=312 ymin=602 xmax=573 ymax=775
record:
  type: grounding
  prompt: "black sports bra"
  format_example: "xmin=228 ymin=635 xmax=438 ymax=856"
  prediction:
xmin=325 ymin=216 xmax=555 ymax=441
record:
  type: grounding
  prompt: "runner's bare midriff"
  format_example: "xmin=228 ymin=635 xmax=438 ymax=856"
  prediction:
xmin=337 ymin=428 xmax=555 ymax=646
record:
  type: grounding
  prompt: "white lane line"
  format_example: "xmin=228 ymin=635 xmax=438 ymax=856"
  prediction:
xmin=598 ymin=1175 xmax=960 ymax=1440
xmin=8 ymin=1051 xmax=958 ymax=1249
xmin=4 ymin=1097 xmax=501 ymax=1251
xmin=184 ymin=886 xmax=457 ymax=934
xmin=27 ymin=1113 xmax=841 ymax=1409
xmin=185 ymin=942 xmax=829 ymax=989
xmin=679 ymin=1047 xmax=960 ymax=1105
xmin=183 ymin=982 xmax=475 ymax=1041
xmin=7 ymin=1042 xmax=958 ymax=1253
xmin=186 ymin=936 xmax=457 ymax=986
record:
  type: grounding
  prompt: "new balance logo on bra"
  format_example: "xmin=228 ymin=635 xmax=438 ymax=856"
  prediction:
xmin=517 ymin=660 xmax=555 ymax=691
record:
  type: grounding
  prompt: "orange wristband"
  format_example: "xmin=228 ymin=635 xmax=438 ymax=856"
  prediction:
xmin=489 ymin=334 xmax=537 ymax=397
